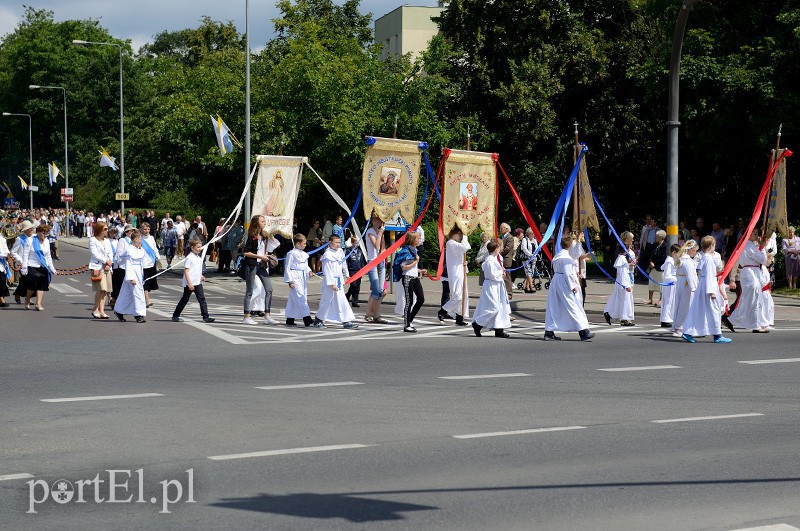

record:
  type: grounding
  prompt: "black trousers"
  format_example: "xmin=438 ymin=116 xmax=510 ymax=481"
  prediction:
xmin=111 ymin=268 xmax=126 ymax=301
xmin=346 ymin=277 xmax=361 ymax=302
xmin=75 ymin=223 xmax=84 ymax=237
xmin=218 ymin=249 xmax=232 ymax=271
xmin=402 ymin=276 xmax=425 ymax=327
xmin=440 ymin=279 xmax=450 ymax=307
xmin=173 ymin=284 xmax=209 ymax=319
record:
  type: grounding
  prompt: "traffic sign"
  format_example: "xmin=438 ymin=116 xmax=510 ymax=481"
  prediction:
xmin=61 ymin=187 xmax=73 ymax=195
xmin=61 ymin=195 xmax=73 ymax=202
xmin=115 ymin=193 xmax=130 ymax=201
xmin=28 ymin=185 xmax=39 ymax=192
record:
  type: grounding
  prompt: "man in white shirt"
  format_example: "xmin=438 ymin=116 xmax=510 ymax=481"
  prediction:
xmin=174 ymin=215 xmax=187 ymax=257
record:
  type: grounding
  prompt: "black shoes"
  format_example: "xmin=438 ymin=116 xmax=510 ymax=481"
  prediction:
xmin=455 ymin=314 xmax=468 ymax=326
xmin=303 ymin=316 xmax=314 ymax=327
xmin=286 ymin=318 xmax=297 ymax=326
xmin=579 ymin=329 xmax=595 ymax=341
xmin=660 ymin=322 xmax=672 ymax=328
xmin=203 ymin=317 xmax=216 ymax=323
xmin=722 ymin=315 xmax=735 ymax=333
xmin=543 ymin=330 xmax=561 ymax=341
xmin=135 ymin=316 xmax=146 ymax=323
xmin=114 ymin=312 xmax=126 ymax=322
xmin=494 ymin=330 xmax=510 ymax=338
xmin=604 ymin=312 xmax=612 ymax=325
xmin=472 ymin=322 xmax=482 ymax=337
xmin=620 ymin=320 xmax=635 ymax=327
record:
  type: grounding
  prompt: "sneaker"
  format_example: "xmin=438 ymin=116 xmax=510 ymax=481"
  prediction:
xmin=171 ymin=316 xmax=184 ymax=322
xmin=351 ymin=302 xmax=360 ymax=308
xmin=579 ymin=329 xmax=595 ymax=341
xmin=134 ymin=316 xmax=146 ymax=323
xmin=681 ymin=334 xmax=697 ymax=343
xmin=404 ymin=325 xmax=417 ymax=333
xmin=313 ymin=320 xmax=327 ymax=328
xmin=621 ymin=320 xmax=635 ymax=327
xmin=671 ymin=330 xmax=682 ymax=338
xmin=714 ymin=336 xmax=732 ymax=344
xmin=262 ymin=317 xmax=278 ymax=325
xmin=543 ymin=330 xmax=561 ymax=341
xmin=343 ymin=322 xmax=359 ymax=329
xmin=242 ymin=317 xmax=257 ymax=325
xmin=203 ymin=317 xmax=216 ymax=323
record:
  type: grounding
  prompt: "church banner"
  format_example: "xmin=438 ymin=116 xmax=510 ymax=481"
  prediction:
xmin=575 ymin=155 xmax=600 ymax=234
xmin=362 ymin=137 xmax=421 ymax=223
xmin=442 ymin=149 xmax=497 ymax=236
xmin=765 ymin=148 xmax=789 ymax=237
xmin=252 ymin=155 xmax=306 ymax=238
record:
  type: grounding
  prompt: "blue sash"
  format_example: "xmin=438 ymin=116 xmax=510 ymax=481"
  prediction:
xmin=141 ymin=238 xmax=157 ymax=266
xmin=0 ymin=256 xmax=10 ymax=278
xmin=32 ymin=237 xmax=52 ymax=283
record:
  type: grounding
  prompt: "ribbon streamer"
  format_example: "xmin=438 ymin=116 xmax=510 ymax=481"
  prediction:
xmin=495 ymin=158 xmax=552 ymax=261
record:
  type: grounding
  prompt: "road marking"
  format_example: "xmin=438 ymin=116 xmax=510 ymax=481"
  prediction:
xmin=147 ymin=307 xmax=248 ymax=344
xmin=738 ymin=358 xmax=800 ymax=365
xmin=65 ymin=294 xmax=89 ymax=297
xmin=453 ymin=426 xmax=587 ymax=439
xmin=0 ymin=473 xmax=34 ymax=481
xmin=41 ymin=392 xmax=164 ymax=403
xmin=597 ymin=365 xmax=682 ymax=372
xmin=256 ymin=382 xmax=364 ymax=390
xmin=594 ymin=325 xmax=661 ymax=334
xmin=652 ymin=413 xmax=764 ymax=424
xmin=208 ymin=444 xmax=371 ymax=461
xmin=159 ymin=285 xmax=185 ymax=292
xmin=67 ymin=278 xmax=79 ymax=283
xmin=730 ymin=525 xmax=800 ymax=531
xmin=439 ymin=373 xmax=531 ymax=380
xmin=50 ymin=283 xmax=83 ymax=294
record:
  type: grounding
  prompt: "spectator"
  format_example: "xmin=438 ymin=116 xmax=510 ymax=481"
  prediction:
xmin=520 ymin=228 xmax=537 ymax=293
xmin=782 ymin=226 xmax=800 ymax=290
xmin=646 ymin=230 xmax=668 ymax=306
xmin=162 ymin=220 xmax=178 ymax=267
xmin=499 ymin=223 xmax=514 ymax=299
xmin=241 ymin=215 xmax=276 ymax=325
xmin=306 ymin=220 xmax=323 ymax=273
xmin=174 ymin=215 xmax=187 ymax=257
xmin=710 ymin=222 xmax=725 ymax=254
xmin=695 ymin=217 xmax=708 ymax=237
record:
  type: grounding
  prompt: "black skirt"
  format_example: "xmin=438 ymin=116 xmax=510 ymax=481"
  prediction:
xmin=26 ymin=266 xmax=50 ymax=292
xmin=0 ymin=269 xmax=9 ymax=297
xmin=143 ymin=266 xmax=159 ymax=292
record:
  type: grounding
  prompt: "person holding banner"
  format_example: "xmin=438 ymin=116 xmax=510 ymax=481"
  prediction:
xmin=681 ymin=236 xmax=732 ymax=343
xmin=284 ymin=233 xmax=314 ymax=327
xmin=365 ymin=215 xmax=389 ymax=324
xmin=442 ymin=227 xmax=471 ymax=326
xmin=241 ymin=215 xmax=276 ymax=325
xmin=544 ymin=234 xmax=593 ymax=341
xmin=670 ymin=240 xmax=699 ymax=337
xmin=603 ymin=232 xmax=636 ymax=327
xmin=313 ymin=234 xmax=359 ymax=329
xmin=727 ymin=232 xmax=769 ymax=333
xmin=472 ymin=239 xmax=511 ymax=338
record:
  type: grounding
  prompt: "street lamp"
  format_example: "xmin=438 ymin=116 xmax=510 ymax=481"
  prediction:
xmin=1 ymin=112 xmax=34 ymax=209
xmin=29 ymin=84 xmax=69 ymax=211
xmin=73 ymin=39 xmax=126 ymax=214
xmin=245 ymin=0 xmax=251 ymax=221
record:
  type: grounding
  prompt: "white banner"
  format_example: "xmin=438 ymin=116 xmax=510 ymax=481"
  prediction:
xmin=252 ymin=155 xmax=306 ymax=238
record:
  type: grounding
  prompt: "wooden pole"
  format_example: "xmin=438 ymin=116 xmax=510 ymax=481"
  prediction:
xmin=389 ymin=116 xmax=399 ymax=294
xmin=573 ymin=121 xmax=580 ymax=235
xmin=278 ymin=133 xmax=285 ymax=156
xmin=461 ymin=127 xmax=471 ymax=318
xmin=761 ymin=124 xmax=782 ymax=238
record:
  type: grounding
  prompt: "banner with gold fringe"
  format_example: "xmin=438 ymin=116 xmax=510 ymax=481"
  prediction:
xmin=441 ymin=149 xmax=496 ymax=236
xmin=361 ymin=136 xmax=421 ymax=223
xmin=765 ymin=148 xmax=789 ymax=237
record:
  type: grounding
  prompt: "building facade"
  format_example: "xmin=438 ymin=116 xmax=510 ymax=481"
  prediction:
xmin=374 ymin=4 xmax=446 ymax=61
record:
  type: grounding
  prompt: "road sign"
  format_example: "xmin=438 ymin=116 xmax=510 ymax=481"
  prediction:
xmin=28 ymin=185 xmax=39 ymax=192
xmin=61 ymin=187 xmax=73 ymax=195
xmin=61 ymin=195 xmax=73 ymax=202
xmin=115 ymin=193 xmax=130 ymax=201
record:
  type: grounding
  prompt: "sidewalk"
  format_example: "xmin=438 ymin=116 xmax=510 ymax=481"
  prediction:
xmin=59 ymin=236 xmax=800 ymax=321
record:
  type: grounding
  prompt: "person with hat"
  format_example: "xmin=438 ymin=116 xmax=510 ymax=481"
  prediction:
xmin=11 ymin=220 xmax=35 ymax=304
xmin=20 ymin=223 xmax=57 ymax=310
xmin=111 ymin=224 xmax=135 ymax=305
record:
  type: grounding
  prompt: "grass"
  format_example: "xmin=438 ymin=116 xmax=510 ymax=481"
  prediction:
xmin=773 ymin=286 xmax=800 ymax=298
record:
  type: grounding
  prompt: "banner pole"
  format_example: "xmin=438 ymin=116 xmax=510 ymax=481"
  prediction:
xmin=761 ymin=125 xmax=782 ymax=238
xmin=461 ymin=128 xmax=471 ymax=318
xmin=573 ymin=121 xmax=580 ymax=234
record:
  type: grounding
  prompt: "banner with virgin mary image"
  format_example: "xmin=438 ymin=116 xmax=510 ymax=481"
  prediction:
xmin=361 ymin=137 xmax=421 ymax=223
xmin=252 ymin=155 xmax=306 ymax=237
xmin=442 ymin=149 xmax=497 ymax=236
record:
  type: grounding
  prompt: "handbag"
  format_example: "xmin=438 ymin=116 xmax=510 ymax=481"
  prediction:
xmin=266 ymin=254 xmax=278 ymax=269
xmin=90 ymin=268 xmax=103 ymax=282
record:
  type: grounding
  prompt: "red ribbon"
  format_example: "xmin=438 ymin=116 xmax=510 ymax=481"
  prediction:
xmin=718 ymin=148 xmax=792 ymax=285
xmin=495 ymin=158 xmax=552 ymax=260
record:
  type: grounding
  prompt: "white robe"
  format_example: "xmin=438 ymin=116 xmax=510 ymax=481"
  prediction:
xmin=660 ymin=257 xmax=677 ymax=324
xmin=442 ymin=238 xmax=471 ymax=318
xmin=248 ymin=236 xmax=280 ymax=312
xmin=672 ymin=255 xmax=698 ymax=330
xmin=472 ymin=256 xmax=511 ymax=329
xmin=316 ymin=247 xmax=354 ymax=323
xmin=604 ymin=254 xmax=634 ymax=321
xmin=113 ymin=245 xmax=146 ymax=317
xmin=284 ymin=248 xmax=311 ymax=319
xmin=683 ymin=253 xmax=722 ymax=336
xmin=729 ymin=241 xmax=766 ymax=330
xmin=759 ymin=265 xmax=774 ymax=327
xmin=545 ymin=250 xmax=590 ymax=332
xmin=393 ymin=279 xmax=405 ymax=316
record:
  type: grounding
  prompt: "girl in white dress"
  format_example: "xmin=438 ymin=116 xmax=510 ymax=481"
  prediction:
xmin=659 ymin=244 xmax=680 ymax=327
xmin=728 ymin=232 xmax=769 ymax=333
xmin=670 ymin=239 xmax=698 ymax=337
xmin=681 ymin=236 xmax=731 ymax=343
xmin=603 ymin=231 xmax=636 ymax=326
xmin=471 ymin=239 xmax=511 ymax=338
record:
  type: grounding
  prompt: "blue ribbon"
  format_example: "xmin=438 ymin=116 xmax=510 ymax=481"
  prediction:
xmin=0 ymin=256 xmax=11 ymax=279
xmin=583 ymin=228 xmax=629 ymax=288
xmin=141 ymin=238 xmax=158 ymax=266
xmin=32 ymin=237 xmax=52 ymax=283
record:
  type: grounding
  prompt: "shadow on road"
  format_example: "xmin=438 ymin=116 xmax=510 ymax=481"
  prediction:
xmin=210 ymin=492 xmax=437 ymax=522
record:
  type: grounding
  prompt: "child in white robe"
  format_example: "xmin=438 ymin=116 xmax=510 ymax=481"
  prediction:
xmin=603 ymin=231 xmax=635 ymax=326
xmin=670 ymin=239 xmax=698 ymax=337
xmin=544 ymin=235 xmax=593 ymax=341
xmin=659 ymin=244 xmax=680 ymax=327
xmin=681 ymin=236 xmax=731 ymax=343
xmin=442 ymin=227 xmax=471 ymax=325
xmin=113 ymin=230 xmax=147 ymax=323
xmin=727 ymin=233 xmax=768 ymax=332
xmin=471 ymin=239 xmax=511 ymax=338
xmin=284 ymin=233 xmax=314 ymax=326
xmin=313 ymin=235 xmax=358 ymax=329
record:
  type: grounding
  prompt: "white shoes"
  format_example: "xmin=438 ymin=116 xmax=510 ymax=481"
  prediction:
xmin=262 ymin=317 xmax=278 ymax=325
xmin=242 ymin=317 xmax=257 ymax=325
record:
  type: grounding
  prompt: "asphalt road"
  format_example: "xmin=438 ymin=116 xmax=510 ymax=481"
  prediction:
xmin=1 ymin=241 xmax=799 ymax=530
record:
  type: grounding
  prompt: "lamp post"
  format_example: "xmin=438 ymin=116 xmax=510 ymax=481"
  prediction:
xmin=1 ymin=112 xmax=34 ymax=209
xmin=29 ymin=84 xmax=69 ymax=211
xmin=73 ymin=39 xmax=125 ymax=214
xmin=245 ymin=0 xmax=251 ymax=221
xmin=666 ymin=0 xmax=699 ymax=246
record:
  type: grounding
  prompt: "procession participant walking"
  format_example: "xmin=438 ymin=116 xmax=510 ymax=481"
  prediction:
xmin=88 ymin=221 xmax=113 ymax=319
xmin=471 ymin=239 xmax=511 ymax=338
xmin=364 ymin=215 xmax=388 ymax=324
xmin=544 ymin=234 xmax=593 ymax=341
xmin=111 ymin=225 xmax=135 ymax=305
xmin=345 ymin=234 xmax=366 ymax=307
xmin=681 ymin=236 xmax=732 ymax=343
xmin=442 ymin=227 xmax=471 ymax=325
xmin=568 ymin=231 xmax=590 ymax=303
xmin=21 ymin=223 xmax=57 ymax=311
xmin=313 ymin=234 xmax=359 ymax=329
xmin=113 ymin=229 xmax=147 ymax=323
xmin=671 ymin=240 xmax=699 ymax=337
xmin=646 ymin=230 xmax=668 ymax=305
xmin=284 ymin=233 xmax=314 ymax=327
xmin=603 ymin=231 xmax=636 ymax=326
xmin=171 ymin=237 xmax=215 ymax=323
xmin=726 ymin=232 xmax=769 ymax=333
xmin=499 ymin=223 xmax=515 ymax=299
xmin=11 ymin=220 xmax=35 ymax=304
xmin=0 ymin=230 xmax=11 ymax=307
xmin=241 ymin=215 xmax=276 ymax=325
xmin=396 ymin=231 xmax=425 ymax=333
xmin=659 ymin=244 xmax=681 ymax=327
xmin=140 ymin=222 xmax=160 ymax=308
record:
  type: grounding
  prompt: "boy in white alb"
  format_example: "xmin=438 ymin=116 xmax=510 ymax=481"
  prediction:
xmin=113 ymin=230 xmax=147 ymax=323
xmin=471 ymin=239 xmax=512 ymax=338
xmin=681 ymin=236 xmax=732 ymax=343
xmin=313 ymin=235 xmax=358 ymax=329
xmin=603 ymin=231 xmax=636 ymax=326
xmin=671 ymin=240 xmax=698 ymax=337
xmin=284 ymin=233 xmax=314 ymax=326
xmin=172 ymin=237 xmax=215 ymax=323
xmin=659 ymin=244 xmax=681 ymax=328
xmin=544 ymin=235 xmax=593 ymax=341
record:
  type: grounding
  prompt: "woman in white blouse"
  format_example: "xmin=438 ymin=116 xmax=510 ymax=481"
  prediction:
xmin=89 ymin=221 xmax=114 ymax=319
xmin=21 ymin=223 xmax=57 ymax=311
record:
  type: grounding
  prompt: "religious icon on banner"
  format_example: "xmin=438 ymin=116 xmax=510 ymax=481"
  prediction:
xmin=459 ymin=182 xmax=478 ymax=211
xmin=362 ymin=137 xmax=421 ymax=223
xmin=442 ymin=149 xmax=497 ymax=236
xmin=379 ymin=167 xmax=400 ymax=196
xmin=252 ymin=155 xmax=305 ymax=238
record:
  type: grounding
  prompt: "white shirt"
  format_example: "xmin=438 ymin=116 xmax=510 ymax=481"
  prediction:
xmin=366 ymin=227 xmax=383 ymax=261
xmin=174 ymin=222 xmax=186 ymax=237
xmin=141 ymin=235 xmax=160 ymax=269
xmin=89 ymin=237 xmax=113 ymax=271
xmin=402 ymin=248 xmax=419 ymax=277
xmin=183 ymin=252 xmax=203 ymax=287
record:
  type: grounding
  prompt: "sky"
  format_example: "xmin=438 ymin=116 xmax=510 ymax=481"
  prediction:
xmin=0 ymin=1 xmax=441 ymax=51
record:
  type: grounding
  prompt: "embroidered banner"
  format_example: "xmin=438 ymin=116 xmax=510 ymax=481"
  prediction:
xmin=442 ymin=149 xmax=496 ymax=236
xmin=765 ymin=148 xmax=789 ymax=237
xmin=361 ymin=137 xmax=421 ymax=223
xmin=575 ymin=154 xmax=600 ymax=234
xmin=252 ymin=155 xmax=306 ymax=238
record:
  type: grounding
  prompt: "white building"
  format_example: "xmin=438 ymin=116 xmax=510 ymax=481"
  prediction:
xmin=374 ymin=3 xmax=447 ymax=61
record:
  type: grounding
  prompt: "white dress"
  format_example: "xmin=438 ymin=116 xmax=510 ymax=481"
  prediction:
xmin=472 ymin=256 xmax=511 ymax=329
xmin=759 ymin=265 xmax=774 ymax=327
xmin=660 ymin=257 xmax=676 ymax=324
xmin=284 ymin=248 xmax=311 ymax=319
xmin=672 ymin=255 xmax=698 ymax=331
xmin=442 ymin=238 xmax=471 ymax=318
xmin=729 ymin=241 xmax=766 ymax=330
xmin=113 ymin=245 xmax=146 ymax=317
xmin=683 ymin=253 xmax=722 ymax=336
xmin=604 ymin=254 xmax=634 ymax=321
xmin=545 ymin=249 xmax=590 ymax=332
xmin=316 ymin=247 xmax=354 ymax=323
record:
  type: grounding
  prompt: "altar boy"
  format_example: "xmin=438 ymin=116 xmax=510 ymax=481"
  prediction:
xmin=284 ymin=233 xmax=314 ymax=326
xmin=471 ymin=239 xmax=511 ymax=338
xmin=681 ymin=236 xmax=732 ymax=343
xmin=313 ymin=235 xmax=359 ymax=329
xmin=544 ymin=234 xmax=594 ymax=341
